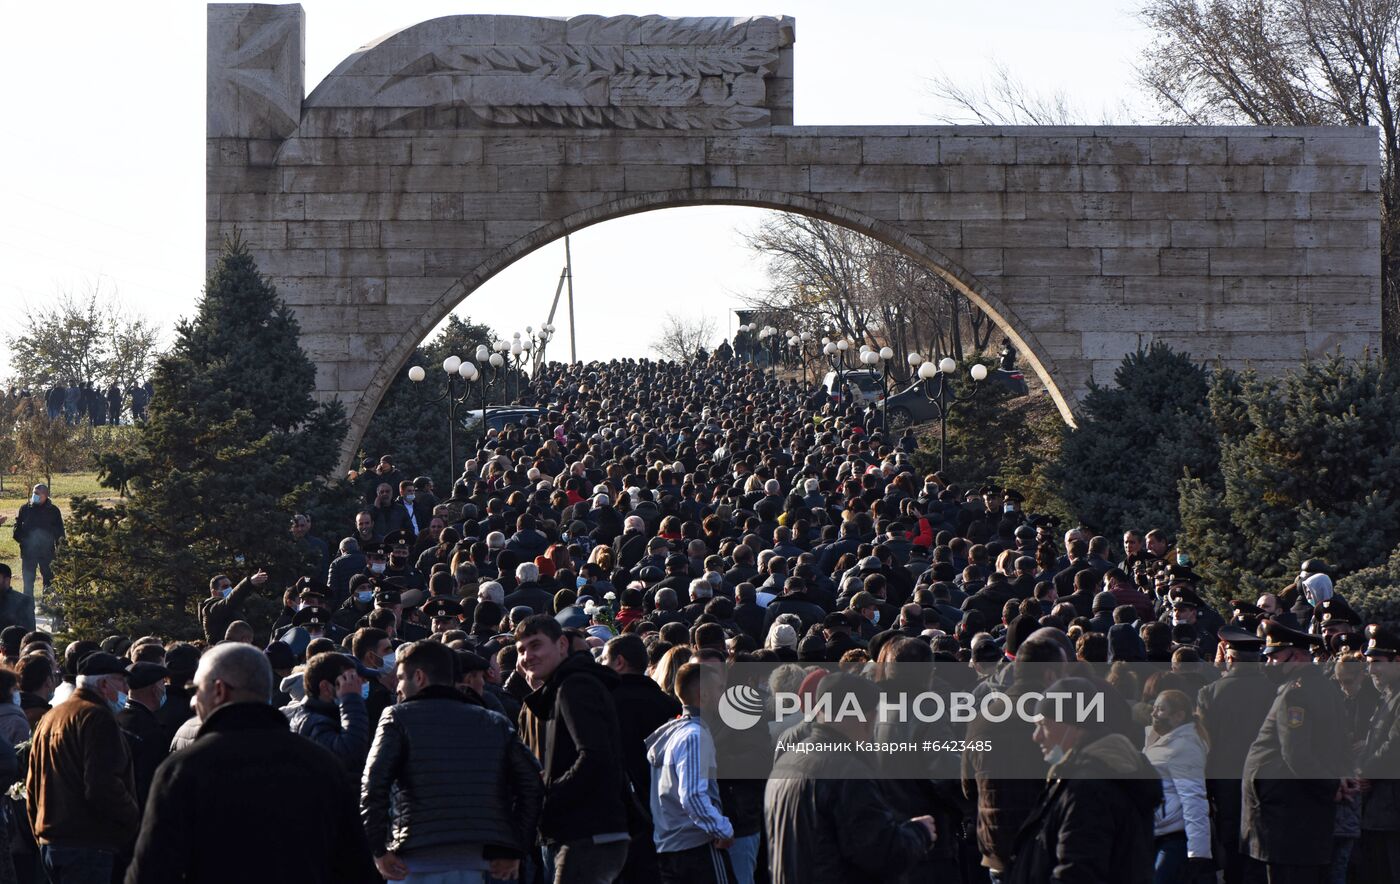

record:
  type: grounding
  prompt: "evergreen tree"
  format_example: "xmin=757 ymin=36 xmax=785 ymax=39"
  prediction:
xmin=57 ymin=239 xmax=349 ymax=638
xmin=358 ymin=315 xmax=506 ymax=490
xmin=1335 ymin=542 xmax=1400 ymax=624
xmin=1045 ymin=343 xmax=1218 ymax=538
xmin=1180 ymin=355 xmax=1400 ymax=598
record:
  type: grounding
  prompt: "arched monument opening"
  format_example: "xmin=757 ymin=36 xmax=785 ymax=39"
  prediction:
xmin=207 ymin=5 xmax=1382 ymax=472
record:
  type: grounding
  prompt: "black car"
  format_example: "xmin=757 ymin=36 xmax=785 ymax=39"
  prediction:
xmin=877 ymin=369 xmax=1029 ymax=431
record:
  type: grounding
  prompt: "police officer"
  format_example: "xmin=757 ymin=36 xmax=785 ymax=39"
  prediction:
xmin=1242 ymin=620 xmax=1356 ymax=883
xmin=1358 ymin=624 xmax=1400 ymax=880
xmin=421 ymin=597 xmax=462 ymax=635
xmin=1198 ymin=624 xmax=1276 ymax=884
xmin=1313 ymin=596 xmax=1362 ymax=659
xmin=1164 ymin=584 xmax=1220 ymax=661
xmin=382 ymin=529 xmax=426 ymax=592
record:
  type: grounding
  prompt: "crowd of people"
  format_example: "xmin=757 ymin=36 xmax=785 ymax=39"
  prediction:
xmin=0 ymin=382 xmax=151 ymax=428
xmin=3 ymin=354 xmax=1400 ymax=884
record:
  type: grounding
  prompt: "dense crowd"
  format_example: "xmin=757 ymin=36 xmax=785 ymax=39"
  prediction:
xmin=3 ymin=354 xmax=1399 ymax=884
xmin=1 ymin=382 xmax=151 ymax=428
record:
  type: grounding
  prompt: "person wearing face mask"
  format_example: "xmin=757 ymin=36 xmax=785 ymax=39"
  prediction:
xmin=25 ymin=652 xmax=140 ymax=884
xmin=334 ymin=573 xmax=380 ymax=635
xmin=115 ymin=662 xmax=170 ymax=813
xmin=351 ymin=627 xmax=395 ymax=727
xmin=198 ymin=568 xmax=268 ymax=645
xmin=0 ymin=668 xmax=30 ymax=747
xmin=388 ymin=479 xmax=427 ymax=537
xmin=280 ymin=651 xmax=370 ymax=778
xmin=11 ymin=483 xmax=64 ymax=610
xmin=1009 ymin=676 xmax=1163 ymax=884
xmin=1144 ymin=689 xmax=1213 ymax=883
xmin=382 ymin=531 xmax=427 ymax=593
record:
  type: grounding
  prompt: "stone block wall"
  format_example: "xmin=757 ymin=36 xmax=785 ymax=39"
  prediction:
xmin=208 ymin=6 xmax=1382 ymax=470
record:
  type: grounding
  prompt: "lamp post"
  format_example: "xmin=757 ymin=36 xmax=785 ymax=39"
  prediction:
xmin=506 ymin=331 xmax=531 ymax=403
xmin=529 ymin=324 xmax=555 ymax=374
xmin=859 ymin=345 xmax=897 ymax=437
xmin=736 ymin=323 xmax=755 ymax=364
xmin=758 ymin=325 xmax=781 ymax=378
xmin=408 ymin=355 xmax=480 ymax=481
xmin=822 ymin=336 xmax=852 ymax=405
xmin=915 ymin=355 xmax=989 ymax=472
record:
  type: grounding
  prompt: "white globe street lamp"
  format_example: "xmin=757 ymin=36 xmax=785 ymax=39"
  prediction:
xmin=407 ymin=365 xmax=426 ymax=382
xmin=938 ymin=356 xmax=957 ymax=375
xmin=442 ymin=355 xmax=461 ymax=374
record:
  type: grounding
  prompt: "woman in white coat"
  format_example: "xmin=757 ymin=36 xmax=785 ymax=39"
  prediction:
xmin=1144 ymin=688 xmax=1213 ymax=884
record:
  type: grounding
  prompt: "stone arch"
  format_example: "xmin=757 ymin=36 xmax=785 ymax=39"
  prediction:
xmin=343 ymin=186 xmax=1073 ymax=470
xmin=208 ymin=6 xmax=1383 ymax=477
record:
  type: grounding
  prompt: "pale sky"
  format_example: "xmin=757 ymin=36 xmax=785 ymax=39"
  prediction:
xmin=0 ymin=1 xmax=1151 ymax=374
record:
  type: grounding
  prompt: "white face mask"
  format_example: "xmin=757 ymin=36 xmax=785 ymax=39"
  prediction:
xmin=380 ymin=652 xmax=397 ymax=673
xmin=1044 ymin=744 xmax=1067 ymax=766
xmin=870 ymin=609 xmax=880 ymax=625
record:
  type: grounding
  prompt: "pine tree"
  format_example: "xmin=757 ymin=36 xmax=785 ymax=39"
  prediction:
xmin=1335 ymin=542 xmax=1400 ymax=624
xmin=57 ymin=239 xmax=349 ymax=637
xmin=1046 ymin=343 xmax=1219 ymax=538
xmin=1179 ymin=355 xmax=1400 ymax=599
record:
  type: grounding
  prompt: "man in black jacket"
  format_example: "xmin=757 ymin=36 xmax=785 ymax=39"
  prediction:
xmin=603 ymin=633 xmax=681 ymax=884
xmin=516 ymin=615 xmax=633 ymax=883
xmin=12 ymin=483 xmax=64 ymax=604
xmin=0 ymin=564 xmax=33 ymax=633
xmin=363 ymin=640 xmax=541 ymax=882
xmin=1009 ymin=677 xmax=1162 ymax=884
xmin=762 ymin=577 xmax=827 ymax=636
xmin=198 ymin=569 xmax=267 ymax=644
xmin=124 ymin=643 xmax=379 ymax=884
xmin=765 ymin=672 xmax=937 ymax=883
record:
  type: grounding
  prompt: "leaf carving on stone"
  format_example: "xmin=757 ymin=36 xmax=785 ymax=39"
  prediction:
xmin=370 ymin=16 xmax=784 ymax=131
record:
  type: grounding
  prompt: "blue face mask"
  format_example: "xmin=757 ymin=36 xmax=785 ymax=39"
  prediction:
xmin=577 ymin=576 xmax=587 ymax=589
xmin=360 ymin=682 xmax=371 ymax=700
xmin=356 ymin=590 xmax=374 ymax=604
xmin=30 ymin=495 xmax=41 ymax=506
xmin=115 ymin=691 xmax=128 ymax=712
xmin=221 ymin=587 xmax=234 ymax=599
xmin=157 ymin=691 xmax=167 ymax=709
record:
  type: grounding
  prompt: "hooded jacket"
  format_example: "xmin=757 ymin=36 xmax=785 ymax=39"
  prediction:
xmin=518 ymin=651 xmax=633 ymax=844
xmin=644 ymin=707 xmax=731 ymax=853
xmin=1008 ymin=732 xmax=1163 ymax=884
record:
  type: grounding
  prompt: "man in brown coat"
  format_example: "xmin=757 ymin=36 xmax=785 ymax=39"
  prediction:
xmin=26 ymin=651 xmax=139 ymax=883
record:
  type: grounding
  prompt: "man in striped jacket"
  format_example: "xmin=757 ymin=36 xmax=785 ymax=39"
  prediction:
xmin=645 ymin=662 xmax=735 ymax=884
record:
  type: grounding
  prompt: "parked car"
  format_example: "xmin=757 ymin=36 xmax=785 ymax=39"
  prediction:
xmin=877 ymin=368 xmax=1029 ymax=431
xmin=461 ymin=407 xmax=544 ymax=433
xmin=820 ymin=369 xmax=886 ymax=404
